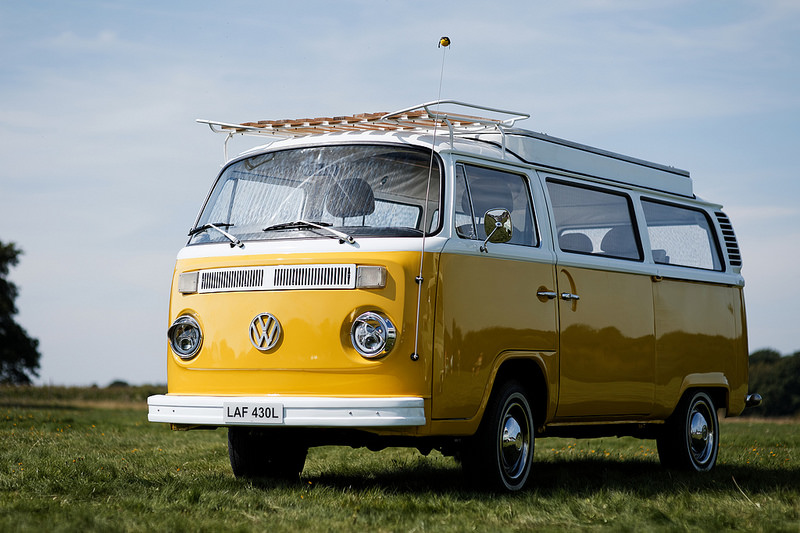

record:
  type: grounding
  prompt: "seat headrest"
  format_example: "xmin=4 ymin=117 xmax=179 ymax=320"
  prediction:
xmin=600 ymin=226 xmax=639 ymax=259
xmin=560 ymin=233 xmax=593 ymax=253
xmin=326 ymin=178 xmax=375 ymax=219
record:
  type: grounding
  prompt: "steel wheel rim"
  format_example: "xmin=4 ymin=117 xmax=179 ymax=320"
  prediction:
xmin=499 ymin=398 xmax=531 ymax=483
xmin=687 ymin=398 xmax=716 ymax=466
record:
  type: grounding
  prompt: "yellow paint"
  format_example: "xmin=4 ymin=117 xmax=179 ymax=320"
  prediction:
xmin=432 ymin=252 xmax=557 ymax=419
xmin=165 ymin=250 xmax=748 ymax=433
xmin=167 ymin=251 xmax=437 ymax=400
xmin=652 ymin=278 xmax=748 ymax=417
xmin=555 ymin=267 xmax=656 ymax=418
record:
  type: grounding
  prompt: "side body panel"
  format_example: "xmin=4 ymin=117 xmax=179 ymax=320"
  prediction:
xmin=554 ymin=266 xmax=656 ymax=417
xmin=432 ymin=248 xmax=558 ymax=419
xmin=652 ymin=279 xmax=748 ymax=417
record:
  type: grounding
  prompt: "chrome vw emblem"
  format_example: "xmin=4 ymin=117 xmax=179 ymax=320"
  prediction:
xmin=249 ymin=313 xmax=282 ymax=351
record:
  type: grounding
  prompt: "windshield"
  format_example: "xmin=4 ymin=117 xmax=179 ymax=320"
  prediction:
xmin=189 ymin=144 xmax=442 ymax=245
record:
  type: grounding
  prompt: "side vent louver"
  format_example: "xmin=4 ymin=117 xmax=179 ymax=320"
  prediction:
xmin=715 ymin=211 xmax=742 ymax=268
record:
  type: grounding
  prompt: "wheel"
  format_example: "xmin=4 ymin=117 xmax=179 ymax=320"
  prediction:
xmin=228 ymin=427 xmax=308 ymax=480
xmin=657 ymin=391 xmax=719 ymax=472
xmin=462 ymin=380 xmax=534 ymax=491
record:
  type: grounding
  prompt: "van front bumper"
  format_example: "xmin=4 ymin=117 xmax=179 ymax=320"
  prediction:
xmin=147 ymin=394 xmax=426 ymax=427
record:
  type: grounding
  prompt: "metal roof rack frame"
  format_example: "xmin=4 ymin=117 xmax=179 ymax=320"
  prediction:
xmin=197 ymin=100 xmax=530 ymax=161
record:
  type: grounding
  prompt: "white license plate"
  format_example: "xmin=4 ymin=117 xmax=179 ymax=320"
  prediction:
xmin=223 ymin=402 xmax=284 ymax=424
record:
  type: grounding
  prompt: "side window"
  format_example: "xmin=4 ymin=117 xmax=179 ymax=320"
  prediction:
xmin=546 ymin=180 xmax=642 ymax=261
xmin=642 ymin=200 xmax=722 ymax=270
xmin=455 ymin=164 xmax=538 ymax=246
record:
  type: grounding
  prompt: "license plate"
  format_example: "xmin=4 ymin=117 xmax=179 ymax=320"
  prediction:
xmin=223 ymin=401 xmax=284 ymax=424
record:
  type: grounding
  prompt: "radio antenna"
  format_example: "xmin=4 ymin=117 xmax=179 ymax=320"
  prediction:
xmin=411 ymin=36 xmax=451 ymax=362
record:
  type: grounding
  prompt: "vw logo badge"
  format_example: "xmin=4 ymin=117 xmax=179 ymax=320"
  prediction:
xmin=249 ymin=313 xmax=282 ymax=352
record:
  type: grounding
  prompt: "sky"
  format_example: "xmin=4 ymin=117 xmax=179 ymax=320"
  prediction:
xmin=1 ymin=1 xmax=798 ymax=386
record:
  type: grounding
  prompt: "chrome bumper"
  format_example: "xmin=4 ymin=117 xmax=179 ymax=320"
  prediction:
xmin=745 ymin=393 xmax=763 ymax=408
xmin=147 ymin=394 xmax=426 ymax=427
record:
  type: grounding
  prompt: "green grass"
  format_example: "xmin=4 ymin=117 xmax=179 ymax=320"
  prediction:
xmin=2 ymin=387 xmax=798 ymax=532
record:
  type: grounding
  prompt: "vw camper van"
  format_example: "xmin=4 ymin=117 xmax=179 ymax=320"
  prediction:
xmin=148 ymin=100 xmax=761 ymax=491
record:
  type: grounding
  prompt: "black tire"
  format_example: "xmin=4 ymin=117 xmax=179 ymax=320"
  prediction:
xmin=462 ymin=380 xmax=535 ymax=491
xmin=227 ymin=427 xmax=308 ymax=480
xmin=657 ymin=390 xmax=719 ymax=472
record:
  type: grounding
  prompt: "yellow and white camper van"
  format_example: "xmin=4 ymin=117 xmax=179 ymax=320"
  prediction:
xmin=148 ymin=100 xmax=761 ymax=491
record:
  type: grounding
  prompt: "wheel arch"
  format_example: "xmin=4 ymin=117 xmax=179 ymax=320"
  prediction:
xmin=675 ymin=372 xmax=730 ymax=417
xmin=486 ymin=353 xmax=551 ymax=428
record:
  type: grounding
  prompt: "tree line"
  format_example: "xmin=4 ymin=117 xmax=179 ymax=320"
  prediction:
xmin=746 ymin=349 xmax=800 ymax=417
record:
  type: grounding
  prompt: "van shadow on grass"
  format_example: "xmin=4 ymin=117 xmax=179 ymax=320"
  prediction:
xmin=288 ymin=456 xmax=800 ymax=497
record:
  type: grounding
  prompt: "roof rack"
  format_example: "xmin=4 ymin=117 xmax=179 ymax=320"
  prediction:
xmin=198 ymin=100 xmax=530 ymax=160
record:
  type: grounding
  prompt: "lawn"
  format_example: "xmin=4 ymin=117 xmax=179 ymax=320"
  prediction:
xmin=1 ymin=386 xmax=798 ymax=532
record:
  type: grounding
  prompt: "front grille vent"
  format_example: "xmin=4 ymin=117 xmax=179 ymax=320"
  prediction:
xmin=200 ymin=268 xmax=264 ymax=292
xmin=714 ymin=211 xmax=742 ymax=268
xmin=197 ymin=264 xmax=356 ymax=293
xmin=273 ymin=265 xmax=354 ymax=289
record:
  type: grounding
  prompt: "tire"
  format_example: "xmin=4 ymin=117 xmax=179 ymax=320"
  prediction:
xmin=228 ymin=427 xmax=308 ymax=480
xmin=462 ymin=380 xmax=535 ymax=491
xmin=657 ymin=391 xmax=719 ymax=472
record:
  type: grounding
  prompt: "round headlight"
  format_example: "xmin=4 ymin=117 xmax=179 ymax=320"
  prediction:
xmin=350 ymin=312 xmax=396 ymax=359
xmin=168 ymin=315 xmax=203 ymax=359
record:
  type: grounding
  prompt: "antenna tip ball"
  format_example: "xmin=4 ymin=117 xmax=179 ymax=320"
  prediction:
xmin=438 ymin=36 xmax=451 ymax=48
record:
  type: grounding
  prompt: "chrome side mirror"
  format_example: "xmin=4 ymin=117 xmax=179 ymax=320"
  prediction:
xmin=481 ymin=208 xmax=513 ymax=252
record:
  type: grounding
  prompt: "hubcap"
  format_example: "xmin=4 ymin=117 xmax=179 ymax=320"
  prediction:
xmin=688 ymin=400 xmax=715 ymax=465
xmin=499 ymin=400 xmax=530 ymax=481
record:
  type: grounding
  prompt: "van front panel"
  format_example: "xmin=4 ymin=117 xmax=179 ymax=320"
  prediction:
xmin=166 ymin=250 xmax=438 ymax=399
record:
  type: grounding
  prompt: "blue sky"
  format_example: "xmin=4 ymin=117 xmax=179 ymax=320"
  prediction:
xmin=1 ymin=1 xmax=798 ymax=386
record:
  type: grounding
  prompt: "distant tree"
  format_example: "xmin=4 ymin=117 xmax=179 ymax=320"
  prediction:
xmin=747 ymin=349 xmax=800 ymax=417
xmin=0 ymin=241 xmax=41 ymax=384
xmin=749 ymin=348 xmax=781 ymax=365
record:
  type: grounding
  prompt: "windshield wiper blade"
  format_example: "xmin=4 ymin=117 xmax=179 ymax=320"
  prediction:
xmin=189 ymin=222 xmax=243 ymax=248
xmin=262 ymin=219 xmax=355 ymax=244
xmin=262 ymin=220 xmax=332 ymax=232
xmin=188 ymin=222 xmax=233 ymax=236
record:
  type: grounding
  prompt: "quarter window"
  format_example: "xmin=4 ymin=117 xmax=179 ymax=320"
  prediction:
xmin=642 ymin=200 xmax=722 ymax=270
xmin=547 ymin=180 xmax=642 ymax=261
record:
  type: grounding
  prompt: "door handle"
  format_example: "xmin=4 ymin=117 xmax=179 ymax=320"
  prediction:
xmin=536 ymin=290 xmax=557 ymax=300
xmin=560 ymin=292 xmax=580 ymax=301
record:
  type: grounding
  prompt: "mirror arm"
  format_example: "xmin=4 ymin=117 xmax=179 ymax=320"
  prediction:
xmin=480 ymin=222 xmax=502 ymax=253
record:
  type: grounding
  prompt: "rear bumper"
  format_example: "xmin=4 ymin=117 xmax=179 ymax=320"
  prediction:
xmin=147 ymin=394 xmax=426 ymax=427
xmin=745 ymin=393 xmax=763 ymax=409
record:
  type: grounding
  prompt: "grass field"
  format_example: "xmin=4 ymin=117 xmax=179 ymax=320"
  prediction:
xmin=1 ymin=386 xmax=798 ymax=532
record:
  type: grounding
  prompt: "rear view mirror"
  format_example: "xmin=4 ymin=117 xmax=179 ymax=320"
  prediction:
xmin=481 ymin=209 xmax=513 ymax=252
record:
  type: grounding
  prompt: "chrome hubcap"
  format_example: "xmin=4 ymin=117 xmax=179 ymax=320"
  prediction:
xmin=688 ymin=400 xmax=715 ymax=465
xmin=499 ymin=400 xmax=530 ymax=481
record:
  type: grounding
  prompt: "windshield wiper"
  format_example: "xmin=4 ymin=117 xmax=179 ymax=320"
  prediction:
xmin=188 ymin=222 xmax=243 ymax=248
xmin=188 ymin=221 xmax=233 ymax=236
xmin=263 ymin=219 xmax=355 ymax=245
